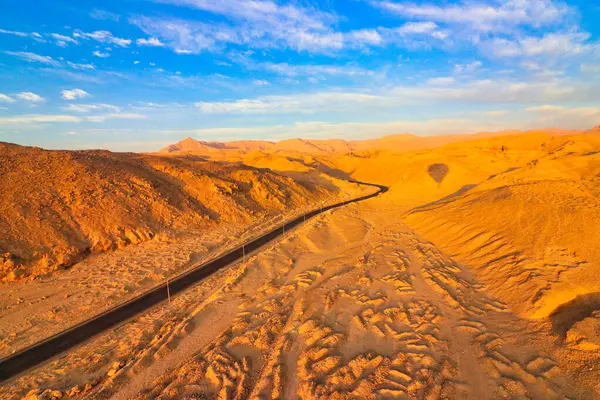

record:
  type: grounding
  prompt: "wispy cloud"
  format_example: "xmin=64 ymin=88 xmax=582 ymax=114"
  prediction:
xmin=132 ymin=0 xmax=342 ymax=54
xmin=66 ymin=62 xmax=96 ymax=70
xmin=16 ymin=92 xmax=45 ymax=102
xmin=372 ymin=0 xmax=570 ymax=32
xmin=195 ymin=92 xmax=388 ymax=114
xmin=0 ymin=112 xmax=147 ymax=125
xmin=525 ymin=104 xmax=600 ymax=127
xmin=5 ymin=51 xmax=60 ymax=66
xmin=454 ymin=61 xmax=482 ymax=74
xmin=0 ymin=114 xmax=83 ymax=124
xmin=193 ymin=76 xmax=599 ymax=117
xmin=481 ymin=32 xmax=594 ymax=59
xmin=130 ymin=17 xmax=235 ymax=54
xmin=0 ymin=29 xmax=45 ymax=42
xmin=61 ymin=89 xmax=90 ymax=100
xmin=426 ymin=77 xmax=456 ymax=86
xmin=191 ymin=118 xmax=515 ymax=141
xmin=0 ymin=28 xmax=30 ymax=37
xmin=63 ymin=103 xmax=120 ymax=113
xmin=90 ymin=9 xmax=121 ymax=22
xmin=395 ymin=21 xmax=439 ymax=35
xmin=74 ymin=30 xmax=132 ymax=47
xmin=51 ymin=33 xmax=78 ymax=47
xmin=92 ymin=50 xmax=111 ymax=58
xmin=261 ymin=62 xmax=376 ymax=78
xmin=86 ymin=113 xmax=148 ymax=122
xmin=0 ymin=94 xmax=15 ymax=103
xmin=346 ymin=29 xmax=383 ymax=47
xmin=136 ymin=37 xmax=164 ymax=47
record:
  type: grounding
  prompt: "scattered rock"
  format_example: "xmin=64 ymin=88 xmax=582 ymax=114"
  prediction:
xmin=107 ymin=360 xmax=126 ymax=377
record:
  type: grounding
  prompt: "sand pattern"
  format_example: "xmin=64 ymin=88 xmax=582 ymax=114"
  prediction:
xmin=4 ymin=205 xmax=573 ymax=400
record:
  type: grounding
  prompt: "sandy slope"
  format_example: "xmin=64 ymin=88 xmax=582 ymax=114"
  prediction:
xmin=4 ymin=200 xmax=595 ymax=399
xmin=2 ymin=129 xmax=600 ymax=399
xmin=403 ymin=136 xmax=600 ymax=321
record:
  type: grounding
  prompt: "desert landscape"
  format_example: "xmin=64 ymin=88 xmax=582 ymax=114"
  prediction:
xmin=0 ymin=127 xmax=599 ymax=399
xmin=2 ymin=0 xmax=600 ymax=398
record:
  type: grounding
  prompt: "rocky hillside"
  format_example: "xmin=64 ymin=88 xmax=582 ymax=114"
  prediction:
xmin=0 ymin=142 xmax=333 ymax=281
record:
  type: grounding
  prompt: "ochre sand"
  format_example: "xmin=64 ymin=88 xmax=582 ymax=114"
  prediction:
xmin=1 ymin=128 xmax=600 ymax=399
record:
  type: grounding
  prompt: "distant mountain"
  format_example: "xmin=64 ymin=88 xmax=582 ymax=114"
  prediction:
xmin=160 ymin=128 xmax=595 ymax=155
xmin=161 ymin=137 xmax=276 ymax=153
xmin=586 ymin=126 xmax=600 ymax=135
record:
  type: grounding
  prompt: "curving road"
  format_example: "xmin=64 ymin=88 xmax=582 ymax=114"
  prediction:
xmin=0 ymin=181 xmax=387 ymax=382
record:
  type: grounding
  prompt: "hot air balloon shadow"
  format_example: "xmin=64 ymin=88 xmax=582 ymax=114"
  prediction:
xmin=427 ymin=163 xmax=449 ymax=187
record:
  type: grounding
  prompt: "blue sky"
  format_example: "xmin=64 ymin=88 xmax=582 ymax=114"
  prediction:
xmin=1 ymin=0 xmax=600 ymax=151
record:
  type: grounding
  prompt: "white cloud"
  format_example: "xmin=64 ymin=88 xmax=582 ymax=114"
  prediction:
xmin=61 ymin=89 xmax=90 ymax=100
xmin=392 ymin=79 xmax=591 ymax=103
xmin=85 ymin=113 xmax=148 ymax=122
xmin=521 ymin=32 xmax=592 ymax=57
xmin=0 ymin=28 xmax=29 ymax=37
xmin=90 ymin=9 xmax=121 ymax=22
xmin=481 ymin=32 xmax=595 ymax=59
xmin=525 ymin=104 xmax=600 ymax=127
xmin=480 ymin=38 xmax=521 ymax=57
xmin=63 ymin=103 xmax=120 ymax=113
xmin=427 ymin=77 xmax=456 ymax=86
xmin=395 ymin=21 xmax=438 ymax=35
xmin=5 ymin=51 xmax=60 ymax=66
xmin=526 ymin=105 xmax=567 ymax=112
xmin=0 ymin=114 xmax=83 ymax=125
xmin=191 ymin=118 xmax=515 ymax=140
xmin=346 ymin=29 xmax=383 ymax=46
xmin=195 ymin=92 xmax=387 ymax=114
xmin=67 ymin=61 xmax=96 ymax=70
xmin=16 ymin=92 xmax=45 ymax=102
xmin=93 ymin=50 xmax=111 ymax=58
xmin=136 ymin=37 xmax=164 ymax=47
xmin=74 ymin=30 xmax=132 ymax=47
xmin=521 ymin=61 xmax=542 ymax=71
xmin=454 ymin=61 xmax=482 ymax=74
xmin=377 ymin=21 xmax=450 ymax=48
xmin=131 ymin=0 xmax=343 ymax=54
xmin=0 ymin=94 xmax=15 ymax=103
xmin=130 ymin=17 xmax=235 ymax=54
xmin=262 ymin=62 xmax=375 ymax=78
xmin=374 ymin=0 xmax=570 ymax=32
xmin=51 ymin=33 xmax=78 ymax=47
xmin=194 ymin=77 xmax=598 ymax=118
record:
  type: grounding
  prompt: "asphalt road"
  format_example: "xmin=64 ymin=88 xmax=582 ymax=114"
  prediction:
xmin=0 ymin=181 xmax=388 ymax=382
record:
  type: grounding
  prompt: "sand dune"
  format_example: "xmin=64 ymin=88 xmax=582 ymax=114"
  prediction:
xmin=404 ymin=139 xmax=600 ymax=320
xmin=2 ymin=128 xmax=600 ymax=399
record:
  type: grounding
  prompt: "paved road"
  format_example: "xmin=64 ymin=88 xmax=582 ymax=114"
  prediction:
xmin=0 ymin=181 xmax=387 ymax=382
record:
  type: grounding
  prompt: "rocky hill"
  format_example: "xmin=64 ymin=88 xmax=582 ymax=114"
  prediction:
xmin=0 ymin=142 xmax=334 ymax=281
